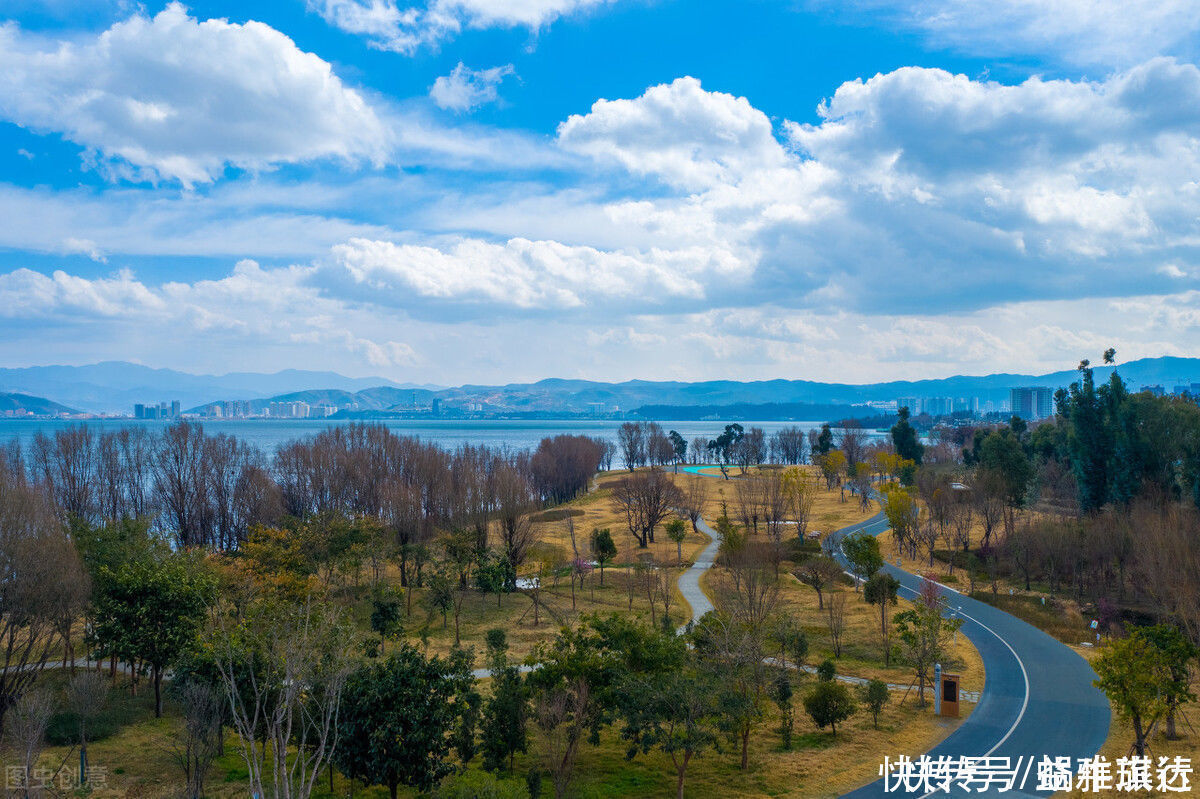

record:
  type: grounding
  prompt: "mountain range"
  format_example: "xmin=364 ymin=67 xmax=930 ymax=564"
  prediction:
xmin=0 ymin=357 xmax=1195 ymax=416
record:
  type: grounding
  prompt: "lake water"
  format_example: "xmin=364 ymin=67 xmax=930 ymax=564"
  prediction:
xmin=0 ymin=418 xmax=844 ymax=455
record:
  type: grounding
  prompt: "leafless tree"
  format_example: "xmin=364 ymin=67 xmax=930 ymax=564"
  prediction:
xmin=0 ymin=462 xmax=88 ymax=732
xmin=825 ymin=591 xmax=847 ymax=657
xmin=168 ymin=680 xmax=225 ymax=799
xmin=836 ymin=422 xmax=868 ymax=470
xmin=793 ymin=555 xmax=841 ymax=610
xmin=67 ymin=671 xmax=108 ymax=786
xmin=681 ymin=477 xmax=708 ymax=534
xmin=645 ymin=423 xmax=674 ymax=469
xmin=29 ymin=425 xmax=96 ymax=522
xmin=617 ymin=422 xmax=646 ymax=472
xmin=769 ymin=426 xmax=808 ymax=465
xmin=611 ymin=471 xmax=683 ymax=547
xmin=689 ymin=436 xmax=708 ymax=465
xmin=212 ymin=600 xmax=353 ymax=799
xmin=4 ymin=687 xmax=55 ymax=797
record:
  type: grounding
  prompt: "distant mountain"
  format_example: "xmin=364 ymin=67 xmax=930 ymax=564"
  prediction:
xmin=4 ymin=356 xmax=1196 ymax=418
xmin=0 ymin=362 xmax=439 ymax=414
xmin=0 ymin=392 xmax=78 ymax=416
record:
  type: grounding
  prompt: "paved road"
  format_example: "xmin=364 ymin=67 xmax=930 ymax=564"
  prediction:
xmin=828 ymin=512 xmax=1110 ymax=798
xmin=680 ymin=465 xmax=1110 ymax=797
xmin=677 ymin=516 xmax=720 ymax=622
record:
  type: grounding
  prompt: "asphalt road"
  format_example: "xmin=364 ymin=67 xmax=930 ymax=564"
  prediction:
xmin=828 ymin=511 xmax=1111 ymax=798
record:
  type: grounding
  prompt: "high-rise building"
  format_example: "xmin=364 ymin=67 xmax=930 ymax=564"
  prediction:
xmin=896 ymin=397 xmax=920 ymax=415
xmin=1010 ymin=387 xmax=1054 ymax=420
xmin=133 ymin=403 xmax=145 ymax=419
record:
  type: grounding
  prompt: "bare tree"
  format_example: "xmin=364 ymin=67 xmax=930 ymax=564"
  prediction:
xmin=769 ymin=426 xmax=808 ymax=465
xmin=611 ymin=471 xmax=683 ymax=548
xmin=4 ymin=687 xmax=55 ymax=798
xmin=825 ymin=591 xmax=847 ymax=657
xmin=617 ymin=422 xmax=646 ymax=472
xmin=168 ymin=680 xmax=225 ymax=799
xmin=67 ymin=671 xmax=108 ymax=786
xmin=212 ymin=600 xmax=353 ymax=799
xmin=793 ymin=556 xmax=841 ymax=610
xmin=836 ymin=422 xmax=868 ymax=470
xmin=0 ymin=463 xmax=88 ymax=732
xmin=681 ymin=477 xmax=708 ymax=534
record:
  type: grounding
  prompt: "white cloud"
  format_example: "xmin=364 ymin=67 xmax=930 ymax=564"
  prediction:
xmin=825 ymin=0 xmax=1200 ymax=67
xmin=309 ymin=0 xmax=617 ymax=54
xmin=327 ymin=235 xmax=747 ymax=312
xmin=59 ymin=237 xmax=108 ymax=263
xmin=0 ymin=4 xmax=389 ymax=184
xmin=430 ymin=63 xmax=515 ymax=112
xmin=558 ymin=77 xmax=790 ymax=190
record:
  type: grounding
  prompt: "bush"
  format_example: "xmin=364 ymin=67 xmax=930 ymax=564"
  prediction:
xmin=45 ymin=711 xmax=120 ymax=746
xmin=435 ymin=770 xmax=529 ymax=799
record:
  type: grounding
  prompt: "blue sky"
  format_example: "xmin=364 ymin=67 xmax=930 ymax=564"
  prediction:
xmin=1 ymin=0 xmax=1199 ymax=384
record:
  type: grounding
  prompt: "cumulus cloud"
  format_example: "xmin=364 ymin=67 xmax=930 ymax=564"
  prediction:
xmin=309 ymin=0 xmax=617 ymax=53
xmin=824 ymin=0 xmax=1200 ymax=67
xmin=327 ymin=234 xmax=747 ymax=313
xmin=0 ymin=4 xmax=389 ymax=184
xmin=430 ymin=63 xmax=515 ymax=111
xmin=558 ymin=77 xmax=790 ymax=190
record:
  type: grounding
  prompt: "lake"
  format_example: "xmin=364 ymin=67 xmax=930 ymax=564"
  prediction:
xmin=0 ymin=418 xmax=846 ymax=455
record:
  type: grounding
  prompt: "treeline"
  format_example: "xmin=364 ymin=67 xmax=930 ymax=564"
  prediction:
xmin=8 ymin=421 xmax=607 ymax=552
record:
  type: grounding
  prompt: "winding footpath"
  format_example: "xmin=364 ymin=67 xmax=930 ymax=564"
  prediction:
xmin=681 ymin=466 xmax=1111 ymax=798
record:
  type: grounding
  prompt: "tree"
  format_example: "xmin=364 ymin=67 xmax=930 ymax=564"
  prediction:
xmin=793 ymin=555 xmax=841 ymax=610
xmin=891 ymin=407 xmax=924 ymax=470
xmin=825 ymin=591 xmax=847 ymax=658
xmin=66 ymin=671 xmax=108 ymax=788
xmin=864 ymin=572 xmax=900 ymax=666
xmin=780 ymin=467 xmax=815 ymax=538
xmin=668 ymin=430 xmax=688 ymax=472
xmin=977 ymin=430 xmax=1034 ymax=536
xmin=371 ymin=590 xmax=404 ymax=653
xmin=482 ymin=631 xmax=529 ymax=773
xmin=591 ymin=528 xmax=617 ymax=586
xmin=211 ymin=599 xmax=353 ymax=799
xmin=842 ymin=532 xmax=884 ymax=589
xmin=771 ymin=671 xmax=795 ymax=749
xmin=0 ymin=463 xmax=88 ymax=733
xmin=665 ymin=518 xmax=688 ymax=563
xmin=1141 ymin=625 xmax=1197 ymax=740
xmin=681 ymin=477 xmax=708 ymax=533
xmin=858 ymin=679 xmax=890 ymax=729
xmin=1093 ymin=629 xmax=1170 ymax=757
xmin=611 ymin=471 xmax=683 ymax=548
xmin=617 ymin=667 xmax=720 ymax=799
xmin=90 ymin=552 xmax=217 ymax=717
xmin=5 ymin=688 xmax=54 ymax=799
xmin=804 ymin=679 xmax=856 ymax=736
xmin=815 ymin=424 xmax=833 ymax=456
xmin=816 ymin=450 xmax=846 ymax=490
xmin=617 ymin=422 xmax=646 ymax=471
xmin=881 ymin=486 xmax=919 ymax=555
xmin=894 ymin=580 xmax=963 ymax=706
xmin=167 ymin=680 xmax=223 ymax=799
xmin=336 ymin=645 xmax=475 ymax=798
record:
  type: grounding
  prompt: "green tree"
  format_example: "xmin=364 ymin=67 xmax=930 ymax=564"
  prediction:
xmin=857 ymin=678 xmax=890 ymax=729
xmin=977 ymin=430 xmax=1034 ymax=534
xmin=668 ymin=430 xmax=688 ymax=472
xmin=482 ymin=631 xmax=529 ymax=773
xmin=665 ymin=518 xmax=688 ymax=563
xmin=90 ymin=552 xmax=217 ymax=717
xmin=1141 ymin=625 xmax=1198 ymax=740
xmin=590 ymin=528 xmax=617 ymax=586
xmin=864 ymin=572 xmax=900 ymax=666
xmin=816 ymin=424 xmax=833 ymax=456
xmin=842 ymin=532 xmax=884 ymax=589
xmin=616 ymin=666 xmax=720 ymax=799
xmin=803 ymin=680 xmax=856 ymax=736
xmin=890 ymin=407 xmax=924 ymax=469
xmin=770 ymin=671 xmax=795 ymax=749
xmin=1093 ymin=629 xmax=1170 ymax=757
xmin=894 ymin=581 xmax=963 ymax=706
xmin=335 ymin=645 xmax=475 ymax=798
xmin=370 ymin=590 xmax=404 ymax=654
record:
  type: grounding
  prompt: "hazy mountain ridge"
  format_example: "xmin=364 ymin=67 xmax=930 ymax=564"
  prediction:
xmin=1 ymin=357 xmax=1194 ymax=416
xmin=0 ymin=392 xmax=78 ymax=415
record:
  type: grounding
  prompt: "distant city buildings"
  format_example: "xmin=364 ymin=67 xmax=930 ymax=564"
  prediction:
xmin=1010 ymin=387 xmax=1054 ymax=421
xmin=133 ymin=401 xmax=181 ymax=419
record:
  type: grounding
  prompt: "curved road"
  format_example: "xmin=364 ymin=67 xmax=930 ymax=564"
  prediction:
xmin=681 ymin=466 xmax=1110 ymax=798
